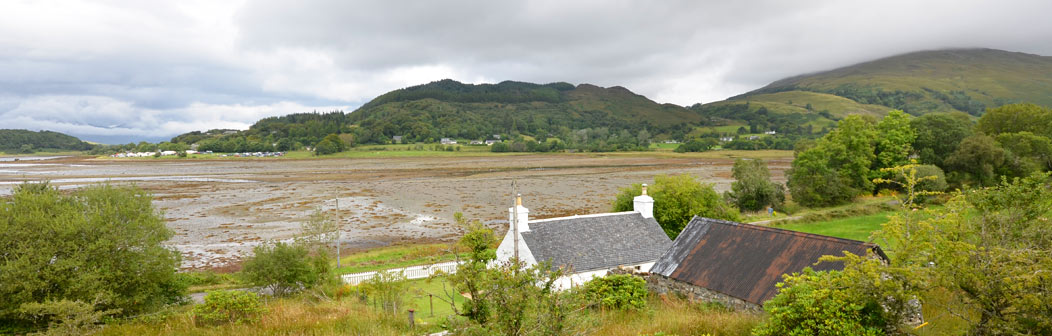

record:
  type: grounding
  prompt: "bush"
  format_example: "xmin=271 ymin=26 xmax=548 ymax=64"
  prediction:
xmin=19 ymin=299 xmax=117 ymax=336
xmin=192 ymin=290 xmax=266 ymax=326
xmin=241 ymin=242 xmax=331 ymax=297
xmin=727 ymin=158 xmax=785 ymax=211
xmin=0 ymin=183 xmax=184 ymax=324
xmin=753 ymin=268 xmax=886 ymax=336
xmin=583 ymin=274 xmax=648 ymax=310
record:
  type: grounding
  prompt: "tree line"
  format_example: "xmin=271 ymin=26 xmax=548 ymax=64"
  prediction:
xmin=788 ymin=103 xmax=1052 ymax=207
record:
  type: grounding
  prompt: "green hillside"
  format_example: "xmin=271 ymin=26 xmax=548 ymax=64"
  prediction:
xmin=734 ymin=48 xmax=1052 ymax=116
xmin=346 ymin=79 xmax=703 ymax=143
xmin=0 ymin=129 xmax=94 ymax=153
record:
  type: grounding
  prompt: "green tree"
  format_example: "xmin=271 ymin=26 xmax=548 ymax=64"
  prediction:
xmin=314 ymin=138 xmax=339 ymax=155
xmin=0 ymin=183 xmax=184 ymax=327
xmin=910 ymin=112 xmax=973 ymax=168
xmin=446 ymin=213 xmax=586 ymax=335
xmin=726 ymin=158 xmax=784 ymax=211
xmin=753 ymin=268 xmax=887 ymax=336
xmin=583 ymin=274 xmax=648 ymax=310
xmin=612 ymin=174 xmax=740 ymax=239
xmin=976 ymin=103 xmax=1052 ymax=137
xmin=873 ymin=173 xmax=1052 ymax=334
xmin=944 ymin=135 xmax=1008 ymax=187
xmin=787 ymin=116 xmax=878 ymax=206
xmin=995 ymin=131 xmax=1052 ymax=173
xmin=241 ymin=242 xmax=331 ymax=297
xmin=873 ymin=110 xmax=915 ymax=172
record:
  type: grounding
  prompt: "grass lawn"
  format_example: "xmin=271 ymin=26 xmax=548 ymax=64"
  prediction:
xmin=402 ymin=277 xmax=465 ymax=326
xmin=334 ymin=243 xmax=462 ymax=274
xmin=775 ymin=211 xmax=893 ymax=242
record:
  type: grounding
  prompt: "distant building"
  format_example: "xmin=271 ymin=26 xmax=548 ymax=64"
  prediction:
xmin=469 ymin=140 xmax=484 ymax=145
xmin=485 ymin=139 xmax=500 ymax=146
xmin=649 ymin=217 xmax=888 ymax=311
xmin=493 ymin=134 xmax=502 ymax=140
xmin=392 ymin=135 xmax=403 ymax=144
xmin=719 ymin=136 xmax=734 ymax=142
xmin=440 ymin=138 xmax=457 ymax=145
xmin=764 ymin=130 xmax=777 ymax=135
xmin=747 ymin=135 xmax=760 ymax=140
xmin=663 ymin=140 xmax=679 ymax=144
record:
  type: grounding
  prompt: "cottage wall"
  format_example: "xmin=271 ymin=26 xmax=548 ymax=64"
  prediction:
xmin=647 ymin=274 xmax=762 ymax=313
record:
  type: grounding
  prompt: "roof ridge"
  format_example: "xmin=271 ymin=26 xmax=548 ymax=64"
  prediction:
xmin=530 ymin=211 xmax=639 ymax=224
xmin=708 ymin=218 xmax=876 ymax=246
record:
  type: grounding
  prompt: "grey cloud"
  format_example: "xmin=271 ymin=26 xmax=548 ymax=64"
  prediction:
xmin=2 ymin=0 xmax=1052 ymax=143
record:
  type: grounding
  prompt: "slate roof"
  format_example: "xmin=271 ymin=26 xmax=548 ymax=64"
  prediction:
xmin=521 ymin=212 xmax=672 ymax=273
xmin=651 ymin=216 xmax=887 ymax=305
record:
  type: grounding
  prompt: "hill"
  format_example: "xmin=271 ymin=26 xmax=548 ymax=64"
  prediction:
xmin=710 ymin=48 xmax=1052 ymax=121
xmin=0 ymin=129 xmax=94 ymax=153
xmin=346 ymin=79 xmax=702 ymax=143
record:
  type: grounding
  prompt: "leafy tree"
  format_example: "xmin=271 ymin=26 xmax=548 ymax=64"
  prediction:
xmin=674 ymin=138 xmax=718 ymax=152
xmin=910 ymin=112 xmax=973 ymax=168
xmin=873 ymin=110 xmax=915 ymax=173
xmin=446 ymin=213 xmax=586 ymax=335
xmin=944 ymin=135 xmax=1008 ymax=187
xmin=313 ymin=138 xmax=340 ymax=155
xmin=612 ymin=174 xmax=740 ymax=239
xmin=787 ymin=116 xmax=877 ymax=206
xmin=753 ymin=268 xmax=887 ymax=336
xmin=873 ymin=173 xmax=1052 ymax=334
xmin=241 ymin=242 xmax=331 ymax=297
xmin=0 ymin=183 xmax=184 ymax=327
xmin=726 ymin=158 xmax=784 ymax=211
xmin=995 ymin=131 xmax=1052 ymax=173
xmin=976 ymin=103 xmax=1052 ymax=137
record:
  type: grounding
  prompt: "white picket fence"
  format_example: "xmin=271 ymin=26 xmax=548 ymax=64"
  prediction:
xmin=341 ymin=261 xmax=463 ymax=285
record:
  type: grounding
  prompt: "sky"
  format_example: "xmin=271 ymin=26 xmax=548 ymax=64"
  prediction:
xmin=2 ymin=1 xmax=1052 ymax=144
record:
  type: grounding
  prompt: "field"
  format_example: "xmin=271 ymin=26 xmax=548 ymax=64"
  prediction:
xmin=775 ymin=211 xmax=892 ymax=242
xmin=1 ymin=151 xmax=792 ymax=270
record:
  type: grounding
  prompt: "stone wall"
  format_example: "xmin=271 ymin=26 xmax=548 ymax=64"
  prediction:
xmin=646 ymin=274 xmax=762 ymax=313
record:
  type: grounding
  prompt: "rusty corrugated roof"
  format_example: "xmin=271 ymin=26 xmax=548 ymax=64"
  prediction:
xmin=651 ymin=216 xmax=886 ymax=305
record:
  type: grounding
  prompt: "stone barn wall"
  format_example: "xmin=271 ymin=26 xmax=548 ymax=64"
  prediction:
xmin=646 ymin=274 xmax=762 ymax=313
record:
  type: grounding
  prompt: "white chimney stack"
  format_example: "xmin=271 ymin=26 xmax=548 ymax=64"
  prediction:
xmin=633 ymin=184 xmax=654 ymax=219
xmin=508 ymin=193 xmax=530 ymax=232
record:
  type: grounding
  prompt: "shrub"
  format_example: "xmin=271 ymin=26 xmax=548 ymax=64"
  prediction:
xmin=753 ymin=268 xmax=886 ymax=336
xmin=0 ymin=183 xmax=184 ymax=324
xmin=583 ymin=274 xmax=648 ymax=310
xmin=19 ymin=299 xmax=118 ymax=336
xmin=726 ymin=158 xmax=785 ymax=211
xmin=192 ymin=290 xmax=266 ymax=326
xmin=242 ymin=242 xmax=331 ymax=297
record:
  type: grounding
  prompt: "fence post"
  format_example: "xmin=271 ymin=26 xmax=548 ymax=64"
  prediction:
xmin=408 ymin=309 xmax=415 ymax=329
xmin=429 ymin=294 xmax=434 ymax=317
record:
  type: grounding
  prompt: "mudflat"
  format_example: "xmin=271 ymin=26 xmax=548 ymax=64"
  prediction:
xmin=0 ymin=152 xmax=791 ymax=269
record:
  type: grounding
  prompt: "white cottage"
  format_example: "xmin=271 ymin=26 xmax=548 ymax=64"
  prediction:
xmin=495 ymin=185 xmax=672 ymax=289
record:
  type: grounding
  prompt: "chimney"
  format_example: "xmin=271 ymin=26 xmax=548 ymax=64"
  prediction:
xmin=508 ymin=193 xmax=530 ymax=232
xmin=633 ymin=184 xmax=654 ymax=219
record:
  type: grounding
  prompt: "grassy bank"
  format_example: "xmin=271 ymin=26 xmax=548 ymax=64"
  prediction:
xmin=334 ymin=243 xmax=462 ymax=274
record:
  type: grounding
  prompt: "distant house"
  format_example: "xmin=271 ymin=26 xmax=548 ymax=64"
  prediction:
xmin=440 ymin=138 xmax=457 ymax=145
xmin=493 ymin=134 xmax=502 ymax=140
xmin=496 ymin=186 xmax=672 ymax=289
xmin=469 ymin=140 xmax=484 ymax=145
xmin=649 ymin=217 xmax=888 ymax=311
xmin=392 ymin=135 xmax=403 ymax=144
xmin=719 ymin=136 xmax=734 ymax=142
xmin=747 ymin=135 xmax=760 ymax=140
xmin=485 ymin=139 xmax=500 ymax=146
xmin=663 ymin=140 xmax=679 ymax=144
xmin=764 ymin=130 xmax=776 ymax=135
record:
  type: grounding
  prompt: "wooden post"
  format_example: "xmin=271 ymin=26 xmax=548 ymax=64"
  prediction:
xmin=429 ymin=294 xmax=434 ymax=317
xmin=408 ymin=309 xmax=415 ymax=329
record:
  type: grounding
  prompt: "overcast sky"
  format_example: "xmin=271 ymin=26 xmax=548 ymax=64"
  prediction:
xmin=2 ymin=0 xmax=1052 ymax=143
